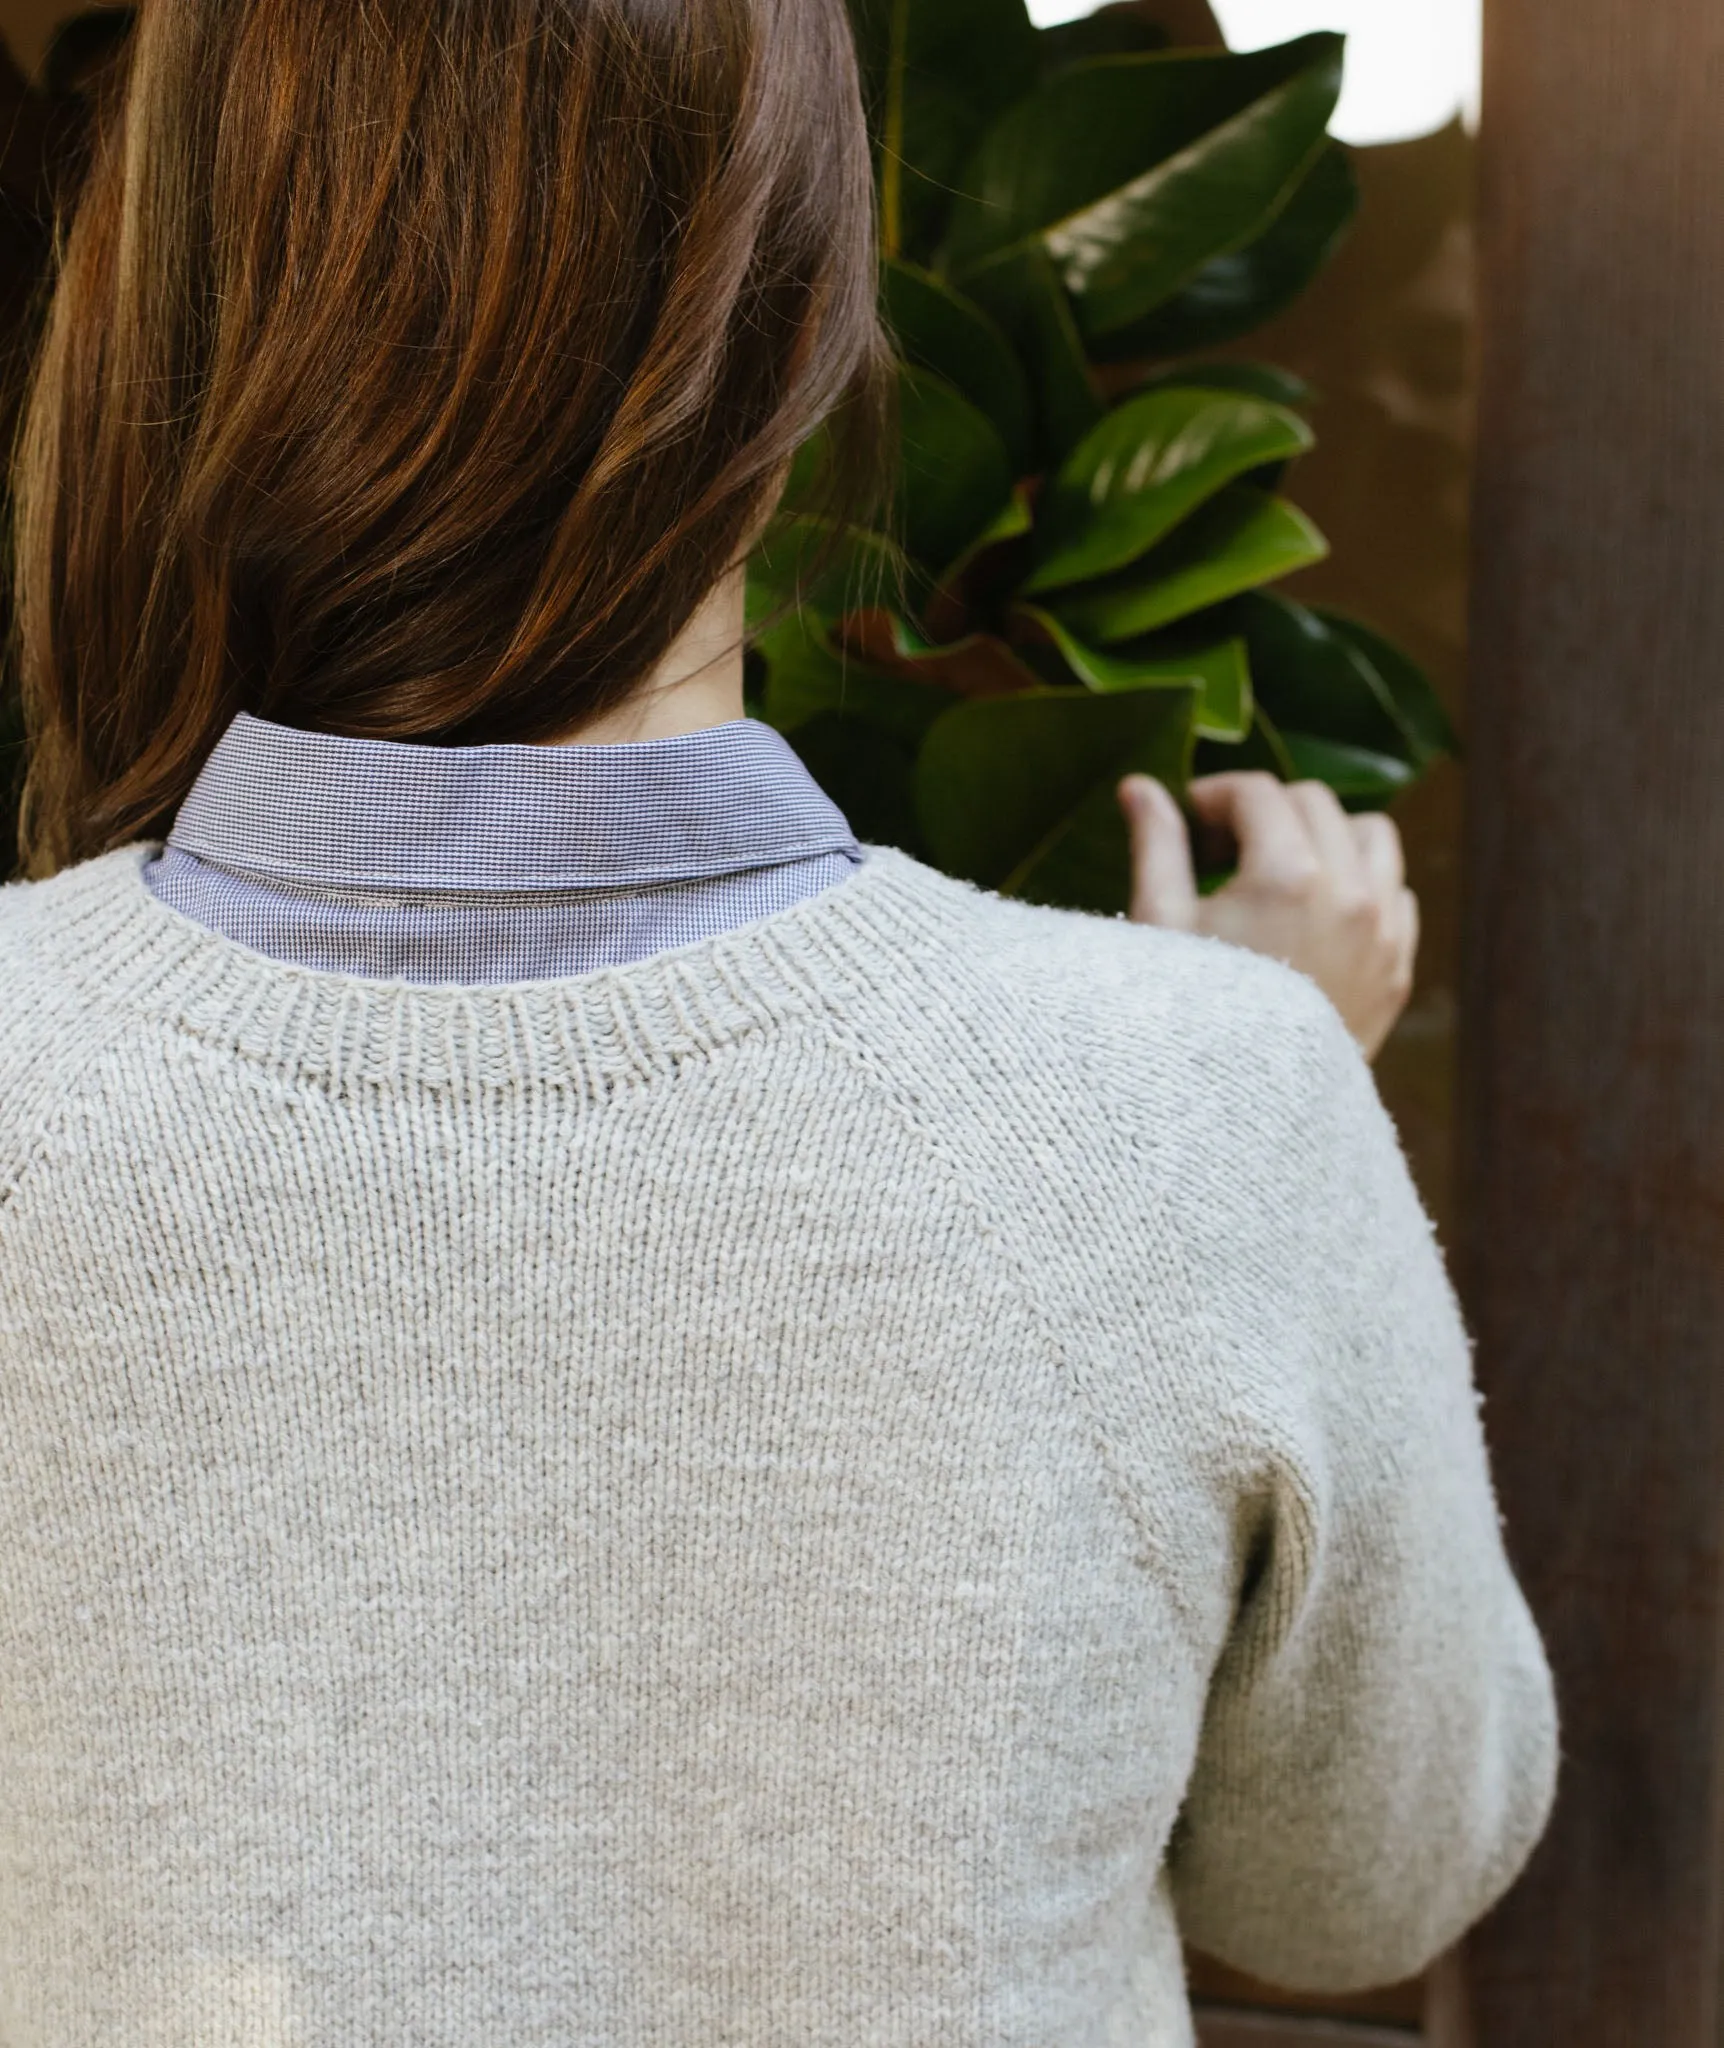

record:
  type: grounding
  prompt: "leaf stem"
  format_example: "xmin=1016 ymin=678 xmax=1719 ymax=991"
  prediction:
xmin=997 ymin=807 xmax=1078 ymax=901
xmin=881 ymin=0 xmax=910 ymax=261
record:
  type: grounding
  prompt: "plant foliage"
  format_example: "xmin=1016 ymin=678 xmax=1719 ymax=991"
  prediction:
xmin=749 ymin=0 xmax=1458 ymax=912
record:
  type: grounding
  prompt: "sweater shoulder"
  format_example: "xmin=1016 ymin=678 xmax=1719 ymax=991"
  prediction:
xmin=898 ymin=863 xmax=1348 ymax=1112
xmin=0 ymin=854 xmax=139 ymax=1205
xmin=0 ymin=855 xmax=97 ymax=1040
xmin=873 ymin=865 xmax=1384 ymax=1302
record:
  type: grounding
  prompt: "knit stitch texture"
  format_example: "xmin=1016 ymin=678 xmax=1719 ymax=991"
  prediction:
xmin=0 ymin=841 xmax=1558 ymax=2048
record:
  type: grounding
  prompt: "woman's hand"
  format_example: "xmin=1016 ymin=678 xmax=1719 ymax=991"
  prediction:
xmin=1117 ymin=771 xmax=1420 ymax=1061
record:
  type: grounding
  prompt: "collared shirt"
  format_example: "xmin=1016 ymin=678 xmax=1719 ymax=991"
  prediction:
xmin=143 ymin=712 xmax=864 ymax=984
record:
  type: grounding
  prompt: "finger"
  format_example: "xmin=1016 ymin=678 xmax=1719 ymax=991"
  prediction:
xmin=1119 ymin=776 xmax=1198 ymax=930
xmin=1188 ymin=773 xmax=1320 ymax=896
xmin=1285 ymin=780 xmax=1364 ymax=889
xmin=1393 ymin=885 xmax=1421 ymax=982
xmin=1352 ymin=812 xmax=1406 ymax=896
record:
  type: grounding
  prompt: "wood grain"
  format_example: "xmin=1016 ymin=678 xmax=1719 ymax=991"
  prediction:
xmin=1457 ymin=0 xmax=1724 ymax=2039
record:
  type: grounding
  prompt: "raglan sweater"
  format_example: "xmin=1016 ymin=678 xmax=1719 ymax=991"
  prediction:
xmin=0 ymin=838 xmax=1558 ymax=2048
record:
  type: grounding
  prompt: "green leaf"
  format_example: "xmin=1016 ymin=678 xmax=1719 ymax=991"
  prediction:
xmin=881 ymin=261 xmax=1034 ymax=476
xmin=937 ymin=484 xmax=1035 ymax=590
xmin=1278 ymin=732 xmax=1418 ymax=807
xmin=1126 ymin=627 xmax=1254 ymax=742
xmin=777 ymin=417 xmax=837 ymax=517
xmin=947 ymin=36 xmax=1342 ymax=275
xmin=1037 ymin=14 xmax=1168 ymax=71
xmin=853 ymin=0 xmax=1041 ymax=260
xmin=897 ymin=366 xmax=1015 ymax=578
xmin=892 ymin=78 xmax=990 ymax=266
xmin=789 ymin=710 xmax=927 ymax=852
xmin=916 ymin=681 xmax=1200 ymax=910
xmin=1043 ymin=44 xmax=1345 ymax=340
xmin=1092 ymin=142 xmax=1359 ymax=361
xmin=1017 ymin=604 xmax=1252 ymax=741
xmin=748 ymin=516 xmax=903 ymax=625
xmin=1026 ymin=387 xmax=1315 ymax=593
xmin=1229 ymin=590 xmax=1420 ymax=763
xmin=1052 ymin=486 xmax=1329 ymax=642
xmin=851 ymin=0 xmax=1041 ymax=134
xmin=1314 ymin=609 xmax=1460 ymax=764
xmin=1194 ymin=701 xmax=1299 ymax=784
xmin=1124 ymin=361 xmax=1314 ymax=408
xmin=957 ymin=241 xmax=1102 ymax=466
xmin=848 ymin=608 xmax=1046 ymax=699
xmin=755 ymin=617 xmax=959 ymax=747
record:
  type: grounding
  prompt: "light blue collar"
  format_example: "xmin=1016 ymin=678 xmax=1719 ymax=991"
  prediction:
xmin=165 ymin=712 xmax=859 ymax=894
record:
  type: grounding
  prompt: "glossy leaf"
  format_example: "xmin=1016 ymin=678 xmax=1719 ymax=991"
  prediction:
xmin=854 ymin=0 xmax=1040 ymax=261
xmin=755 ymin=618 xmax=959 ymax=747
xmin=881 ymin=261 xmax=1034 ymax=476
xmin=1044 ymin=47 xmax=1344 ymax=340
xmin=747 ymin=517 xmax=903 ymax=626
xmin=1278 ymin=732 xmax=1419 ymax=807
xmin=1037 ymin=14 xmax=1168 ymax=70
xmin=1053 ymin=486 xmax=1329 ymax=642
xmin=1026 ymin=387 xmax=1315 ymax=593
xmin=897 ymin=366 xmax=1015 ymax=578
xmin=843 ymin=608 xmax=1045 ymax=700
xmin=1128 ymin=629 xmax=1253 ymax=742
xmin=850 ymin=0 xmax=1041 ymax=136
xmin=946 ymin=36 xmax=1341 ymax=275
xmin=1195 ymin=702 xmax=1299 ymax=785
xmin=1315 ymin=609 xmax=1460 ymax=763
xmin=1017 ymin=604 xmax=1252 ymax=741
xmin=1091 ymin=143 xmax=1359 ymax=362
xmin=748 ymin=520 xmax=900 ymax=628
xmin=934 ymin=484 xmax=1035 ymax=597
xmin=916 ymin=681 xmax=1200 ymax=910
xmin=957 ymin=242 xmax=1103 ymax=465
xmin=894 ymin=80 xmax=989 ymax=266
xmin=776 ymin=415 xmax=839 ymax=519
xmin=1230 ymin=590 xmax=1420 ymax=762
xmin=1124 ymin=361 xmax=1314 ymax=408
xmin=789 ymin=710 xmax=926 ymax=852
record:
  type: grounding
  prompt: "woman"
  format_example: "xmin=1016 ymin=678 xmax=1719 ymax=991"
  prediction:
xmin=0 ymin=4 xmax=1555 ymax=2044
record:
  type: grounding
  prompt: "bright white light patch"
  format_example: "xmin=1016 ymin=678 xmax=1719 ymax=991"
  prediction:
xmin=1022 ymin=0 xmax=1483 ymax=147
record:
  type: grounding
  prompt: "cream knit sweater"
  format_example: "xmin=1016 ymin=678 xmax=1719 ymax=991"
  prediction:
xmin=0 ymin=841 xmax=1557 ymax=2048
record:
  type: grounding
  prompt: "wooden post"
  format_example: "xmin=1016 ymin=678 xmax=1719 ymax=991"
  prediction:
xmin=1458 ymin=0 xmax=1724 ymax=2038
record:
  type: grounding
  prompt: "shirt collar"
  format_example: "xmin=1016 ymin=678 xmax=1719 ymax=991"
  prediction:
xmin=166 ymin=712 xmax=860 ymax=894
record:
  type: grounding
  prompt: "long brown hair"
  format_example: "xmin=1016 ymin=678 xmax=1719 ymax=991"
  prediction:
xmin=13 ymin=0 xmax=892 ymax=877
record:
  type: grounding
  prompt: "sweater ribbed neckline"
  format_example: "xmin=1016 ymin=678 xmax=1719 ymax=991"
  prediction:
xmin=34 ymin=841 xmax=980 ymax=1100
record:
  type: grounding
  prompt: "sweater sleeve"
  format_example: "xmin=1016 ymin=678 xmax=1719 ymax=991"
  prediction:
xmin=1164 ymin=978 xmax=1559 ymax=1994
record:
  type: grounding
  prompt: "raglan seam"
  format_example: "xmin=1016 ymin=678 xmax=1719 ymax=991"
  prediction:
xmin=0 ymin=948 xmax=148 ymax=1222
xmin=794 ymin=997 xmax=1228 ymax=1653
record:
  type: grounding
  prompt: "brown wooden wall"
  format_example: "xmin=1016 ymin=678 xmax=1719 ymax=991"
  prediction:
xmin=1457 ymin=0 xmax=1724 ymax=2039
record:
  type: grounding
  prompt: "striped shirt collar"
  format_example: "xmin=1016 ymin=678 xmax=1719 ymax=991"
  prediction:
xmin=165 ymin=711 xmax=861 ymax=896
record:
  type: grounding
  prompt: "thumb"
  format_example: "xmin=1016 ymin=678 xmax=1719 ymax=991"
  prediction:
xmin=1119 ymin=776 xmax=1198 ymax=931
